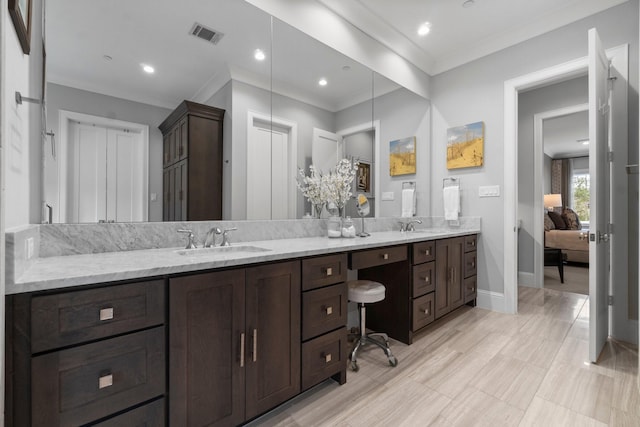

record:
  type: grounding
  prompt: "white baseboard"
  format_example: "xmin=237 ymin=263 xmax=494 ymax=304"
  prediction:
xmin=477 ymin=289 xmax=506 ymax=313
xmin=518 ymin=271 xmax=539 ymax=287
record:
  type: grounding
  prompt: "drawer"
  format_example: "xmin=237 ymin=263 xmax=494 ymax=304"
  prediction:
xmin=32 ymin=327 xmax=165 ymax=427
xmin=412 ymin=262 xmax=435 ymax=298
xmin=302 ymin=254 xmax=348 ymax=291
xmin=31 ymin=280 xmax=165 ymax=353
xmin=301 ymin=328 xmax=347 ymax=391
xmin=464 ymin=234 xmax=478 ymax=253
xmin=93 ymin=398 xmax=165 ymax=427
xmin=464 ymin=251 xmax=477 ymax=278
xmin=413 ymin=241 xmax=435 ymax=264
xmin=412 ymin=293 xmax=435 ymax=331
xmin=464 ymin=276 xmax=477 ymax=303
xmin=349 ymin=245 xmax=407 ymax=270
xmin=302 ymin=283 xmax=348 ymax=340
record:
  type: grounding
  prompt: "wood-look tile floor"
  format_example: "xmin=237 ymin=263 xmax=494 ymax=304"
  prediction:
xmin=248 ymin=287 xmax=639 ymax=426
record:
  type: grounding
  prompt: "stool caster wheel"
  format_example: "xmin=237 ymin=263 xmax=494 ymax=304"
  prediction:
xmin=350 ymin=360 xmax=359 ymax=372
xmin=388 ymin=356 xmax=398 ymax=367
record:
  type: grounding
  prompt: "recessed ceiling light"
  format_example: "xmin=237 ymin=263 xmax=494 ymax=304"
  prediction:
xmin=577 ymin=139 xmax=590 ymax=145
xmin=462 ymin=0 xmax=475 ymax=8
xmin=254 ymin=49 xmax=266 ymax=61
xmin=142 ymin=64 xmax=155 ymax=74
xmin=318 ymin=78 xmax=328 ymax=86
xmin=103 ymin=55 xmax=112 ymax=61
xmin=417 ymin=22 xmax=431 ymax=36
xmin=342 ymin=65 xmax=351 ymax=71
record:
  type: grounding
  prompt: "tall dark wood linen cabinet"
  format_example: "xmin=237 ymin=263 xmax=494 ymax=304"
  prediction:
xmin=160 ymin=101 xmax=225 ymax=221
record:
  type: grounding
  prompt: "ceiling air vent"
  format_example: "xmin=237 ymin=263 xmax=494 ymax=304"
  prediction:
xmin=189 ymin=23 xmax=224 ymax=45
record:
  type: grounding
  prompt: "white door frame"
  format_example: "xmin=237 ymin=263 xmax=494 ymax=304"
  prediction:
xmin=337 ymin=120 xmax=381 ymax=216
xmin=504 ymin=45 xmax=628 ymax=317
xmin=532 ymin=104 xmax=588 ymax=288
xmin=58 ymin=110 xmax=149 ymax=222
xmin=246 ymin=111 xmax=298 ymax=219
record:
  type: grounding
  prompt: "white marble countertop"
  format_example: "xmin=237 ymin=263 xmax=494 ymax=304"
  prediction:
xmin=8 ymin=229 xmax=479 ymax=294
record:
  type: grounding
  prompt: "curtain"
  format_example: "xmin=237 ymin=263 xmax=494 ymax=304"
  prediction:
xmin=550 ymin=159 xmax=569 ymax=212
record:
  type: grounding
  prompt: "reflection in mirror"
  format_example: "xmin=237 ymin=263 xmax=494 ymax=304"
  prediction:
xmin=356 ymin=194 xmax=370 ymax=237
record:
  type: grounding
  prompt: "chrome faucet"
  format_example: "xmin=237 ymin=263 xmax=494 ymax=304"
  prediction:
xmin=178 ymin=229 xmax=197 ymax=249
xmin=220 ymin=227 xmax=237 ymax=246
xmin=204 ymin=227 xmax=222 ymax=247
xmin=399 ymin=219 xmax=423 ymax=232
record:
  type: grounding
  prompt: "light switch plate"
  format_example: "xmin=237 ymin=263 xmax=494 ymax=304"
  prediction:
xmin=479 ymin=185 xmax=500 ymax=197
xmin=382 ymin=192 xmax=394 ymax=201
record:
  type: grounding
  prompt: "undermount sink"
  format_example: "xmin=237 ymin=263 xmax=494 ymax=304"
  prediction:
xmin=175 ymin=245 xmax=272 ymax=256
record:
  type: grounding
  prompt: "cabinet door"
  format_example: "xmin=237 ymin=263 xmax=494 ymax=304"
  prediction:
xmin=170 ymin=270 xmax=245 ymax=427
xmin=245 ymin=261 xmax=301 ymax=419
xmin=177 ymin=117 xmax=189 ymax=162
xmin=435 ymin=238 xmax=464 ymax=318
xmin=163 ymin=169 xmax=170 ymax=221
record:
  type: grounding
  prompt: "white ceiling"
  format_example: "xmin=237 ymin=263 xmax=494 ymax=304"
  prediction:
xmin=46 ymin=0 xmax=627 ymax=110
xmin=46 ymin=0 xmax=394 ymax=111
xmin=543 ymin=110 xmax=589 ymax=158
xmin=316 ymin=0 xmax=628 ymax=75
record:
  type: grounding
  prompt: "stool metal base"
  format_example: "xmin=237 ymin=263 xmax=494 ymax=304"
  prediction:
xmin=349 ymin=303 xmax=398 ymax=372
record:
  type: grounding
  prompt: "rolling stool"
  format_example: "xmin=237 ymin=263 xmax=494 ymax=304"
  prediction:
xmin=347 ymin=280 xmax=398 ymax=372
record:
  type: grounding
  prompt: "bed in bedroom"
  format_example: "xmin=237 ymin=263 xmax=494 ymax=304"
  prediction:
xmin=544 ymin=209 xmax=589 ymax=264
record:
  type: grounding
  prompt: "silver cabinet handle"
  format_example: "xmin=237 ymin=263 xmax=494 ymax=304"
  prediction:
xmin=252 ymin=329 xmax=258 ymax=362
xmin=240 ymin=332 xmax=245 ymax=368
xmin=423 ymin=276 xmax=430 ymax=283
xmin=99 ymin=373 xmax=113 ymax=389
xmin=425 ymin=249 xmax=430 ymax=256
xmin=322 ymin=352 xmax=332 ymax=363
xmin=323 ymin=305 xmax=333 ymax=315
xmin=325 ymin=267 xmax=333 ymax=276
xmin=382 ymin=253 xmax=389 ymax=260
xmin=99 ymin=307 xmax=114 ymax=321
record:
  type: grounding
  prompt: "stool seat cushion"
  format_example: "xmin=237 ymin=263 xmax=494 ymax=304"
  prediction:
xmin=348 ymin=280 xmax=386 ymax=303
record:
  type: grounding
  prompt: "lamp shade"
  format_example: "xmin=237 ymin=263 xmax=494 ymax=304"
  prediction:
xmin=544 ymin=193 xmax=562 ymax=209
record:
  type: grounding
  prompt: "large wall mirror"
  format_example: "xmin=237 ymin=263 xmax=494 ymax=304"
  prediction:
xmin=43 ymin=0 xmax=429 ymax=224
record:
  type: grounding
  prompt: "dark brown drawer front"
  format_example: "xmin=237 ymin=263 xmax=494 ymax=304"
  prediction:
xmin=31 ymin=280 xmax=165 ymax=353
xmin=412 ymin=293 xmax=435 ymax=331
xmin=302 ymin=283 xmax=347 ymax=340
xmin=412 ymin=262 xmax=435 ymax=298
xmin=349 ymin=245 xmax=407 ymax=270
xmin=302 ymin=328 xmax=347 ymax=390
xmin=32 ymin=327 xmax=165 ymax=427
xmin=464 ymin=251 xmax=477 ymax=278
xmin=413 ymin=241 xmax=435 ymax=264
xmin=464 ymin=276 xmax=477 ymax=303
xmin=93 ymin=398 xmax=165 ymax=427
xmin=302 ymin=254 xmax=348 ymax=291
xmin=465 ymin=235 xmax=478 ymax=253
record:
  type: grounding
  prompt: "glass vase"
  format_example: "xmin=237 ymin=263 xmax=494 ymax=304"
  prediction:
xmin=312 ymin=203 xmax=324 ymax=219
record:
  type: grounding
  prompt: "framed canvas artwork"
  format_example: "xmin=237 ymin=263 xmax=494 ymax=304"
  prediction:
xmin=389 ymin=136 xmax=416 ymax=176
xmin=446 ymin=121 xmax=484 ymax=169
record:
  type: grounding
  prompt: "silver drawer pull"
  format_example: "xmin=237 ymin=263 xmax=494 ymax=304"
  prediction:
xmin=325 ymin=267 xmax=333 ymax=276
xmin=382 ymin=253 xmax=389 ymax=260
xmin=324 ymin=306 xmax=333 ymax=315
xmin=240 ymin=332 xmax=245 ymax=368
xmin=470 ymin=286 xmax=475 ymax=292
xmin=323 ymin=353 xmax=332 ymax=363
xmin=470 ymin=261 xmax=475 ymax=268
xmin=99 ymin=373 xmax=113 ymax=389
xmin=423 ymin=276 xmax=430 ymax=283
xmin=471 ymin=240 xmax=475 ymax=246
xmin=425 ymin=249 xmax=430 ymax=256
xmin=99 ymin=307 xmax=114 ymax=321
xmin=423 ymin=308 xmax=430 ymax=315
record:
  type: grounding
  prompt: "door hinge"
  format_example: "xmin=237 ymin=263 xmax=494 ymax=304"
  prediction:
xmin=608 ymin=295 xmax=614 ymax=306
xmin=608 ymin=151 xmax=614 ymax=162
xmin=607 ymin=223 xmax=614 ymax=235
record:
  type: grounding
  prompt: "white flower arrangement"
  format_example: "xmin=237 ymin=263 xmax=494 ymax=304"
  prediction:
xmin=297 ymin=158 xmax=358 ymax=215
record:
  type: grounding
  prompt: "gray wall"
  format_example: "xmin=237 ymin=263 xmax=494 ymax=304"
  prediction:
xmin=517 ymin=76 xmax=588 ymax=275
xmin=45 ymin=83 xmax=172 ymax=222
xmin=544 ymin=154 xmax=552 ymax=194
xmin=430 ymin=0 xmax=639 ymax=299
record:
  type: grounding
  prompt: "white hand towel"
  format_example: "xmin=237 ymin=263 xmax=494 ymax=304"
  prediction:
xmin=443 ymin=186 xmax=460 ymax=220
xmin=401 ymin=188 xmax=415 ymax=217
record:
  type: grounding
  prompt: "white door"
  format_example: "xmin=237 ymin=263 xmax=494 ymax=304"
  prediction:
xmin=68 ymin=121 xmax=146 ymax=223
xmin=247 ymin=122 xmax=289 ymax=220
xmin=588 ymin=28 xmax=611 ymax=363
xmin=312 ymin=128 xmax=343 ymax=174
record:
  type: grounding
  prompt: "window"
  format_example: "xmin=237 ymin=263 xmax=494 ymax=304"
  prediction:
xmin=571 ymin=172 xmax=590 ymax=227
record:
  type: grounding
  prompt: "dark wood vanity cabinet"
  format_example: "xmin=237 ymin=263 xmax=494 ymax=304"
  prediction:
xmin=411 ymin=241 xmax=436 ymax=331
xmin=464 ymin=234 xmax=478 ymax=304
xmin=169 ymin=260 xmax=301 ymax=426
xmin=301 ymin=254 xmax=349 ymax=390
xmin=6 ymin=280 xmax=166 ymax=427
xmin=160 ymin=100 xmax=225 ymax=221
xmin=435 ymin=237 xmax=465 ymax=318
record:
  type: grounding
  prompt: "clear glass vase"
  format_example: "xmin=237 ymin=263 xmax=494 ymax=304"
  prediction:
xmin=312 ymin=203 xmax=324 ymax=219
